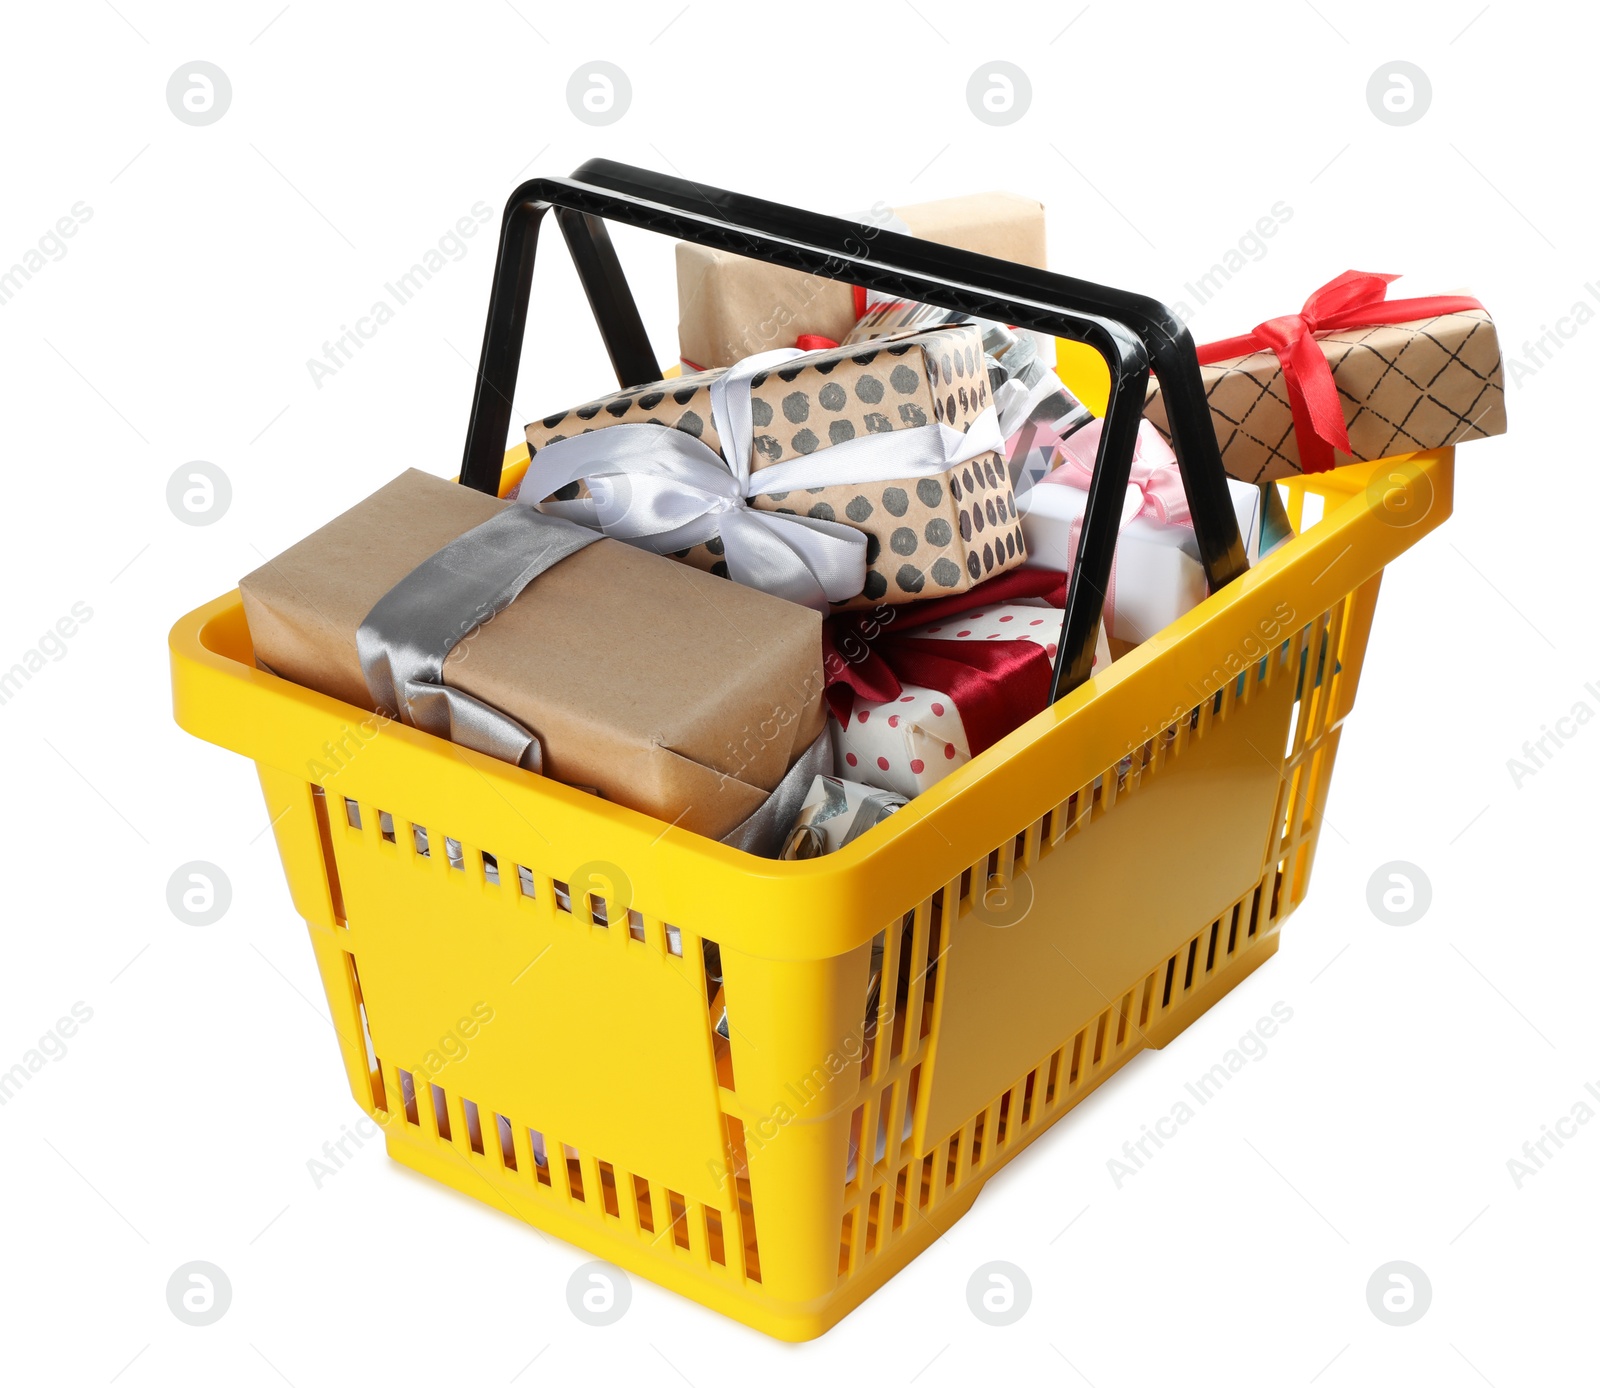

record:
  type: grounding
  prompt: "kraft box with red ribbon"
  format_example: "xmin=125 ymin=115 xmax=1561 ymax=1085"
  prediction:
xmin=513 ymin=323 xmax=1027 ymax=610
xmin=1144 ymin=270 xmax=1507 ymax=483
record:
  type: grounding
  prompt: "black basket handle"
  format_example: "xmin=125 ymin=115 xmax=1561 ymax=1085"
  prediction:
xmin=459 ymin=162 xmax=1247 ymax=702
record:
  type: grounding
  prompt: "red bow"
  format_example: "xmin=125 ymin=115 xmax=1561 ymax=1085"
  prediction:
xmin=823 ymin=568 xmax=1068 ymax=757
xmin=1197 ymin=270 xmax=1484 ymax=473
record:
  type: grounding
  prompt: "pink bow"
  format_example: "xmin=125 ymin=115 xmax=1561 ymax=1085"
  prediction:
xmin=1033 ymin=418 xmax=1194 ymax=643
xmin=1044 ymin=417 xmax=1193 ymax=531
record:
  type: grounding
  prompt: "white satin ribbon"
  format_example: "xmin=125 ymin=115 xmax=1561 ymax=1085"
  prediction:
xmin=516 ymin=347 xmax=1006 ymax=611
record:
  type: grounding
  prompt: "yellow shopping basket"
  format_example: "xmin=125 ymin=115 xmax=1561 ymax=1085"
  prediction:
xmin=169 ymin=164 xmax=1455 ymax=1340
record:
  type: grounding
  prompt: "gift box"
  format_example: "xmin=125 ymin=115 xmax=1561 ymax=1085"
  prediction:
xmin=514 ymin=323 xmax=1026 ymax=609
xmin=1020 ymin=417 xmax=1278 ymax=649
xmin=675 ymin=192 xmax=1047 ymax=372
xmin=779 ymin=775 xmax=907 ymax=859
xmin=826 ymin=574 xmax=1110 ymax=799
xmin=839 ymin=316 xmax=1085 ymax=491
xmin=239 ymin=469 xmax=827 ymax=846
xmin=1143 ymin=270 xmax=1507 ymax=483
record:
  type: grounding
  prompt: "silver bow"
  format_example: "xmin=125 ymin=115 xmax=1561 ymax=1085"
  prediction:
xmin=357 ymin=505 xmax=602 ymax=770
xmin=517 ymin=347 xmax=1006 ymax=611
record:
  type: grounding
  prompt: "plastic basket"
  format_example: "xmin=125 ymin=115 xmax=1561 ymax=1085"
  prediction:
xmin=169 ymin=164 xmax=1454 ymax=1340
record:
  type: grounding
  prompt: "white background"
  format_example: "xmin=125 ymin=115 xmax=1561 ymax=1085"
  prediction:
xmin=1 ymin=1 xmax=1594 ymax=1382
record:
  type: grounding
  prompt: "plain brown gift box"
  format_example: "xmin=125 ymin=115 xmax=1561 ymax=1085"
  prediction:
xmin=675 ymin=191 xmax=1047 ymax=371
xmin=239 ymin=470 xmax=827 ymax=841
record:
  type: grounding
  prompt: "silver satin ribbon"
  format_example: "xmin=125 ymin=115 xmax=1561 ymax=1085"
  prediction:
xmin=518 ymin=346 xmax=1007 ymax=612
xmin=356 ymin=505 xmax=601 ymax=772
xmin=721 ymin=729 xmax=834 ymax=857
xmin=354 ymin=501 xmax=829 ymax=857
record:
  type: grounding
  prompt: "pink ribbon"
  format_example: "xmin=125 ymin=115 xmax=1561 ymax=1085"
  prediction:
xmin=1035 ymin=418 xmax=1194 ymax=638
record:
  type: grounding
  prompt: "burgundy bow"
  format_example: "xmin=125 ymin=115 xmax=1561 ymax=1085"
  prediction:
xmin=823 ymin=568 xmax=1069 ymax=757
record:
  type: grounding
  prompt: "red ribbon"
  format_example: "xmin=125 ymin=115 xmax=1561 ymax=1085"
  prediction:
xmin=1196 ymin=270 xmax=1485 ymax=473
xmin=823 ymin=568 xmax=1068 ymax=756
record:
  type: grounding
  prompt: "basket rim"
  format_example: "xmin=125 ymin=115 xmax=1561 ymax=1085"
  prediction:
xmin=170 ymin=448 xmax=1453 ymax=959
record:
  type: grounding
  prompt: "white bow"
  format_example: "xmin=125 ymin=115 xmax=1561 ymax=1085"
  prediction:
xmin=516 ymin=347 xmax=1004 ymax=611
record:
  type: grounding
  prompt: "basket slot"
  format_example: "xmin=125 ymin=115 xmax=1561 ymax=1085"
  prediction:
xmin=859 ymin=928 xmax=887 ymax=1080
xmin=429 ymin=1083 xmax=452 ymax=1142
xmin=563 ymin=1145 xmax=586 ymax=1202
xmin=703 ymin=1206 xmax=726 ymax=1267
xmin=515 ymin=863 xmax=537 ymax=898
xmin=666 ymin=1189 xmax=691 ymax=1251
xmin=596 ymin=1160 xmax=620 ymax=1218
xmin=896 ymin=903 xmax=932 ymax=1063
xmin=630 ymin=1173 xmax=654 ymax=1232
xmin=308 ymin=787 xmax=349 ymax=927
xmin=341 ymin=953 xmax=385 ymax=1112
xmin=524 ymin=1128 xmax=550 ymax=1184
xmin=462 ymin=1098 xmax=485 ymax=1155
xmin=342 ymin=797 xmax=362 ymax=830
xmin=495 ymin=1113 xmax=517 ymax=1171
xmin=480 ymin=850 xmax=500 ymax=886
xmin=844 ymin=1104 xmax=865 ymax=1188
xmin=397 ymin=1068 xmax=419 ymax=1126
xmin=703 ymin=940 xmax=736 ymax=1091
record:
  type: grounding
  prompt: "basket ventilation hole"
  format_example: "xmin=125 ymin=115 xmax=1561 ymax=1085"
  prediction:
xmin=343 ymin=798 xmax=362 ymax=830
xmin=430 ymin=1084 xmax=451 ymax=1140
xmin=378 ymin=811 xmax=396 ymax=844
xmin=463 ymin=1098 xmax=484 ymax=1155
xmin=528 ymin=1129 xmax=551 ymax=1186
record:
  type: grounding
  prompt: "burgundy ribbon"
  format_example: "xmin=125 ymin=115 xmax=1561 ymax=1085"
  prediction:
xmin=1196 ymin=270 xmax=1486 ymax=473
xmin=823 ymin=568 xmax=1068 ymax=757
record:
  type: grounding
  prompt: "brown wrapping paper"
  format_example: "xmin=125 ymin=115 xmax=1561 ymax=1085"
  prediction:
xmin=675 ymin=192 xmax=1047 ymax=371
xmin=516 ymin=323 xmax=1026 ymax=607
xmin=239 ymin=470 xmax=827 ymax=840
xmin=1143 ymin=309 xmax=1507 ymax=483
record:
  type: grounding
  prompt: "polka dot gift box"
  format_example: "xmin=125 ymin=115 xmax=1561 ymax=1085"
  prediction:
xmin=513 ymin=323 xmax=1026 ymax=610
xmin=833 ymin=600 xmax=1109 ymax=798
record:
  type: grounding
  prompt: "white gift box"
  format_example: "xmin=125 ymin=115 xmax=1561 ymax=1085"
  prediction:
xmin=1019 ymin=420 xmax=1266 ymax=647
xmin=833 ymin=601 xmax=1110 ymax=798
xmin=779 ymin=775 xmax=908 ymax=859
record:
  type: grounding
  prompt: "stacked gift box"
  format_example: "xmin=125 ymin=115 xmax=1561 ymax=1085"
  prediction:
xmin=241 ymin=194 xmax=1506 ymax=861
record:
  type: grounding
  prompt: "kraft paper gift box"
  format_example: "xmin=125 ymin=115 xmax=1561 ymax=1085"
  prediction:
xmin=513 ymin=322 xmax=1027 ymax=608
xmin=831 ymin=598 xmax=1109 ymax=799
xmin=239 ymin=469 xmax=827 ymax=845
xmin=675 ymin=191 xmax=1047 ymax=372
xmin=1143 ymin=270 xmax=1507 ymax=484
